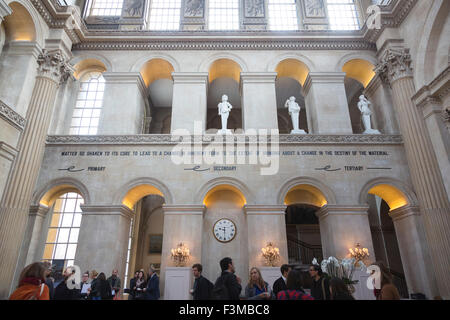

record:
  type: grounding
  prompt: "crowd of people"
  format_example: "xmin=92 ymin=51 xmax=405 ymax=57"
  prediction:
xmin=9 ymin=257 xmax=402 ymax=300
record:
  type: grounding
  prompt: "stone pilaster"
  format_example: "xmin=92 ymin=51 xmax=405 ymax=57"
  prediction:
xmin=376 ymin=46 xmax=450 ymax=298
xmin=303 ymin=72 xmax=353 ymax=134
xmin=244 ymin=205 xmax=288 ymax=268
xmin=0 ymin=49 xmax=72 ymax=298
xmin=0 ymin=0 xmax=12 ymax=22
xmin=171 ymin=73 xmax=208 ymax=134
xmin=160 ymin=205 xmax=205 ymax=297
xmin=75 ymin=205 xmax=134 ymax=286
xmin=240 ymin=72 xmax=278 ymax=131
xmin=389 ymin=206 xmax=439 ymax=299
xmin=316 ymin=205 xmax=375 ymax=263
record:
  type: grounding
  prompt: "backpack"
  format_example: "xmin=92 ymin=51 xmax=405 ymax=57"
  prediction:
xmin=212 ymin=275 xmax=229 ymax=300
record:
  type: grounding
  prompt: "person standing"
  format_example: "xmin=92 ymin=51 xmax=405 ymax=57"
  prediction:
xmin=277 ymin=269 xmax=314 ymax=300
xmin=80 ymin=271 xmax=91 ymax=300
xmin=87 ymin=270 xmax=99 ymax=300
xmin=244 ymin=267 xmax=272 ymax=300
xmin=272 ymin=264 xmax=290 ymax=298
xmin=371 ymin=261 xmax=401 ymax=300
xmin=128 ymin=270 xmax=139 ymax=300
xmin=191 ymin=264 xmax=213 ymax=300
xmin=329 ymin=277 xmax=355 ymax=300
xmin=309 ymin=264 xmax=330 ymax=300
xmin=9 ymin=262 xmax=50 ymax=300
xmin=42 ymin=261 xmax=54 ymax=300
xmin=107 ymin=269 xmax=121 ymax=299
xmin=133 ymin=270 xmax=146 ymax=300
xmin=212 ymin=257 xmax=242 ymax=300
xmin=145 ymin=265 xmax=160 ymax=300
xmin=96 ymin=273 xmax=113 ymax=300
xmin=53 ymin=266 xmax=81 ymax=300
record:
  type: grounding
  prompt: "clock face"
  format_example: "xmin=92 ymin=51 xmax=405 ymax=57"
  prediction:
xmin=213 ymin=219 xmax=236 ymax=243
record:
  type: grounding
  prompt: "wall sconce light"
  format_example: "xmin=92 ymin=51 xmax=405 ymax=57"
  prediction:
xmin=171 ymin=242 xmax=190 ymax=267
xmin=349 ymin=243 xmax=369 ymax=262
xmin=261 ymin=242 xmax=280 ymax=267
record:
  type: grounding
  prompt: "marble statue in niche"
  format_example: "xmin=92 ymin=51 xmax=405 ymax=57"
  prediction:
xmin=244 ymin=0 xmax=265 ymax=18
xmin=123 ymin=0 xmax=145 ymax=18
xmin=184 ymin=0 xmax=205 ymax=17
xmin=218 ymin=95 xmax=233 ymax=135
xmin=285 ymin=96 xmax=306 ymax=134
xmin=358 ymin=95 xmax=381 ymax=134
xmin=305 ymin=0 xmax=326 ymax=17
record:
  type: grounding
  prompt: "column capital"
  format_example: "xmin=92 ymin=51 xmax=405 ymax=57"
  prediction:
xmin=171 ymin=72 xmax=209 ymax=84
xmin=389 ymin=205 xmax=420 ymax=222
xmin=37 ymin=49 xmax=74 ymax=85
xmin=79 ymin=204 xmax=134 ymax=220
xmin=240 ymin=72 xmax=277 ymax=83
xmin=162 ymin=204 xmax=206 ymax=216
xmin=316 ymin=205 xmax=369 ymax=220
xmin=243 ymin=204 xmax=286 ymax=215
xmin=0 ymin=0 xmax=12 ymax=22
xmin=28 ymin=204 xmax=49 ymax=218
xmin=375 ymin=47 xmax=413 ymax=85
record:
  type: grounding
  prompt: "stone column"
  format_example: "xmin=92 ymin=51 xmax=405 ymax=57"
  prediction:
xmin=244 ymin=205 xmax=288 ymax=268
xmin=101 ymin=72 xmax=148 ymax=134
xmin=364 ymin=73 xmax=400 ymax=134
xmin=0 ymin=49 xmax=72 ymax=298
xmin=240 ymin=72 xmax=278 ymax=131
xmin=316 ymin=205 xmax=375 ymax=262
xmin=75 ymin=205 xmax=133 ymax=286
xmin=376 ymin=47 xmax=450 ymax=298
xmin=303 ymin=72 xmax=353 ymax=134
xmin=171 ymin=73 xmax=208 ymax=134
xmin=389 ymin=206 xmax=439 ymax=299
xmin=159 ymin=205 xmax=205 ymax=298
xmin=0 ymin=41 xmax=41 ymax=117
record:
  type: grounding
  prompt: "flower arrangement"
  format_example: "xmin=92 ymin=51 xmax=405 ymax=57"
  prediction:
xmin=312 ymin=257 xmax=365 ymax=286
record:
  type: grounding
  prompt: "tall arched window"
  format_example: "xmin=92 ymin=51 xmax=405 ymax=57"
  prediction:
xmin=88 ymin=0 xmax=124 ymax=16
xmin=326 ymin=0 xmax=360 ymax=30
xmin=148 ymin=0 xmax=181 ymax=30
xmin=43 ymin=193 xmax=84 ymax=268
xmin=70 ymin=71 xmax=105 ymax=135
xmin=209 ymin=0 xmax=239 ymax=30
xmin=268 ymin=0 xmax=299 ymax=31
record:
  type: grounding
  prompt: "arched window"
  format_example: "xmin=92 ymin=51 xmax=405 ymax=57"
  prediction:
xmin=148 ymin=0 xmax=182 ymax=30
xmin=70 ymin=71 xmax=105 ymax=135
xmin=326 ymin=0 xmax=360 ymax=30
xmin=268 ymin=0 xmax=299 ymax=31
xmin=209 ymin=0 xmax=239 ymax=30
xmin=42 ymin=193 xmax=84 ymax=268
xmin=88 ymin=0 xmax=124 ymax=16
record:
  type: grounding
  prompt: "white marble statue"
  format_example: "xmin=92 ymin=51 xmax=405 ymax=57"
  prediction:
xmin=358 ymin=95 xmax=381 ymax=134
xmin=217 ymin=94 xmax=233 ymax=134
xmin=285 ymin=96 xmax=306 ymax=134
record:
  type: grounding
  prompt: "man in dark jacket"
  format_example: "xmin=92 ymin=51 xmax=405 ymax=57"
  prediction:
xmin=107 ymin=269 xmax=121 ymax=298
xmin=128 ymin=271 xmax=139 ymax=300
xmin=272 ymin=264 xmax=291 ymax=298
xmin=213 ymin=257 xmax=242 ymax=300
xmin=309 ymin=264 xmax=330 ymax=300
xmin=145 ymin=265 xmax=160 ymax=300
xmin=53 ymin=267 xmax=81 ymax=300
xmin=191 ymin=263 xmax=213 ymax=300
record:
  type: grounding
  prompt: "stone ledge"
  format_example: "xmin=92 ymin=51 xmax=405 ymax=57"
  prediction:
xmin=0 ymin=100 xmax=26 ymax=131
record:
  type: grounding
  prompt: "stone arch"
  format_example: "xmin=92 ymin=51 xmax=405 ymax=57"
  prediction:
xmin=268 ymin=53 xmax=315 ymax=73
xmin=336 ymin=52 xmax=378 ymax=73
xmin=415 ymin=0 xmax=450 ymax=86
xmin=32 ymin=178 xmax=91 ymax=208
xmin=130 ymin=53 xmax=180 ymax=75
xmin=358 ymin=177 xmax=418 ymax=211
xmin=115 ymin=177 xmax=174 ymax=209
xmin=195 ymin=177 xmax=253 ymax=205
xmin=277 ymin=177 xmax=337 ymax=206
xmin=340 ymin=57 xmax=377 ymax=88
xmin=198 ymin=52 xmax=249 ymax=73
xmin=137 ymin=58 xmax=176 ymax=87
xmin=70 ymin=53 xmax=113 ymax=76
xmin=4 ymin=0 xmax=45 ymax=47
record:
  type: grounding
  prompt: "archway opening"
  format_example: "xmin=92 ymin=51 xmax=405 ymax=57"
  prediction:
xmin=140 ymin=59 xmax=175 ymax=134
xmin=365 ymin=184 xmax=410 ymax=298
xmin=342 ymin=59 xmax=377 ymax=134
xmin=202 ymin=185 xmax=248 ymax=285
xmin=206 ymin=59 xmax=242 ymax=133
xmin=3 ymin=2 xmax=36 ymax=42
xmin=275 ymin=59 xmax=310 ymax=134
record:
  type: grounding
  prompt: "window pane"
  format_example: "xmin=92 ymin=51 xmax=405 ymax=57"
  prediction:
xmin=326 ymin=0 xmax=360 ymax=30
xmin=268 ymin=0 xmax=299 ymax=31
xmin=90 ymin=0 xmax=123 ymax=16
xmin=69 ymin=228 xmax=80 ymax=243
xmin=148 ymin=0 xmax=181 ymax=30
xmin=54 ymin=244 xmax=67 ymax=259
xmin=209 ymin=0 xmax=239 ymax=30
xmin=57 ymin=228 xmax=70 ymax=243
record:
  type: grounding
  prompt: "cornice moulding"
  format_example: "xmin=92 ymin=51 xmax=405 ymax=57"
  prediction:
xmin=0 ymin=100 xmax=26 ymax=130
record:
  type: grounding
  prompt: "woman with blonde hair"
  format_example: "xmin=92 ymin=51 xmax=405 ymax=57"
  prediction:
xmin=244 ymin=267 xmax=272 ymax=300
xmin=371 ymin=261 xmax=401 ymax=300
xmin=9 ymin=262 xmax=50 ymax=300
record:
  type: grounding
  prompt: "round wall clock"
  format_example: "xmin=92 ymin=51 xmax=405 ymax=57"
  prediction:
xmin=213 ymin=218 xmax=236 ymax=243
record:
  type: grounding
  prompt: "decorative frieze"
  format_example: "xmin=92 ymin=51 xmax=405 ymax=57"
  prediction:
xmin=0 ymin=100 xmax=26 ymax=130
